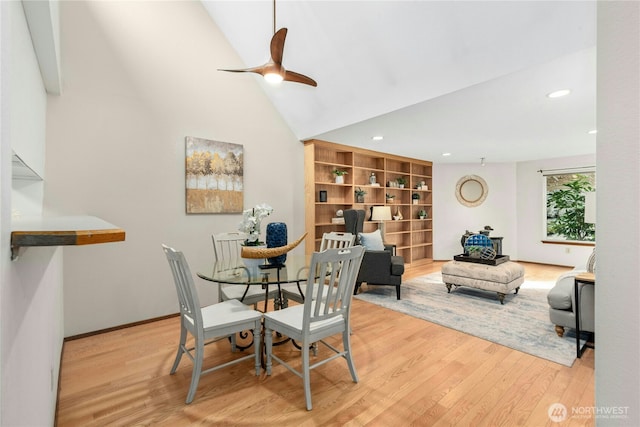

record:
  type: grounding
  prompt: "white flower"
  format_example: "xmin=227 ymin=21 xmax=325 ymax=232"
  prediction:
xmin=238 ymin=203 xmax=273 ymax=245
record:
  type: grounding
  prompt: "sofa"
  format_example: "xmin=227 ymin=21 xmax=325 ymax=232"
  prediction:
xmin=547 ymin=250 xmax=595 ymax=337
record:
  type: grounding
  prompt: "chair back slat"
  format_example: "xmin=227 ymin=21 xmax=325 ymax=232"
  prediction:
xmin=212 ymin=232 xmax=246 ymax=270
xmin=303 ymin=246 xmax=365 ymax=329
xmin=319 ymin=232 xmax=355 ymax=251
xmin=162 ymin=244 xmax=203 ymax=328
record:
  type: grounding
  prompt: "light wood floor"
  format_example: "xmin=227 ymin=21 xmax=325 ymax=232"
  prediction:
xmin=56 ymin=262 xmax=594 ymax=426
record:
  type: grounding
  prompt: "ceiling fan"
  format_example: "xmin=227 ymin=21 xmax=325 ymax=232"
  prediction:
xmin=218 ymin=0 xmax=317 ymax=87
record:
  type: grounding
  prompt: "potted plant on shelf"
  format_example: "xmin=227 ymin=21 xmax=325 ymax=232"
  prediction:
xmin=355 ymin=187 xmax=367 ymax=203
xmin=332 ymin=169 xmax=348 ymax=184
xmin=396 ymin=177 xmax=407 ymax=188
xmin=386 ymin=193 xmax=396 ymax=203
xmin=412 ymin=192 xmax=421 ymax=205
xmin=418 ymin=209 xmax=427 ymax=219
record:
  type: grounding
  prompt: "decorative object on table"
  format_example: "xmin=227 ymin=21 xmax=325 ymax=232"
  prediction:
xmin=318 ymin=190 xmax=327 ymax=202
xmin=396 ymin=177 xmax=407 ymax=188
xmin=455 ymin=175 xmax=488 ymax=207
xmin=385 ymin=193 xmax=395 ymax=203
xmin=479 ymin=246 xmax=497 ymax=260
xmin=355 ymin=187 xmax=366 ymax=203
xmin=418 ymin=209 xmax=426 ymax=219
xmin=240 ymin=233 xmax=307 ymax=259
xmin=479 ymin=225 xmax=493 ymax=236
xmin=185 ymin=136 xmax=243 ymax=214
xmin=369 ymin=172 xmax=376 ymax=185
xmin=463 ymin=233 xmax=493 ymax=258
xmin=332 ymin=169 xmax=347 ymax=184
xmin=454 ymin=253 xmax=510 ymax=266
xmin=393 ymin=206 xmax=403 ymax=220
xmin=238 ymin=202 xmax=273 ymax=267
xmin=460 ymin=230 xmax=475 ymax=249
xmin=412 ymin=192 xmax=420 ymax=205
xmin=218 ymin=0 xmax=317 ymax=88
xmin=266 ymin=222 xmax=287 ymax=265
xmin=238 ymin=203 xmax=273 ymax=246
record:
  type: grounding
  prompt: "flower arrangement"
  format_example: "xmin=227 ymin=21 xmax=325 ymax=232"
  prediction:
xmin=332 ymin=169 xmax=348 ymax=176
xmin=238 ymin=203 xmax=273 ymax=246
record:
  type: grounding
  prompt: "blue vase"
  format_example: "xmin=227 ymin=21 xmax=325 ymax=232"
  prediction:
xmin=266 ymin=222 xmax=287 ymax=265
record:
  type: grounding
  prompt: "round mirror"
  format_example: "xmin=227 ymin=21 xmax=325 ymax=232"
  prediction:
xmin=455 ymin=175 xmax=488 ymax=207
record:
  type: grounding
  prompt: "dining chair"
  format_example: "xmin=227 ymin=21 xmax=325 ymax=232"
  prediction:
xmin=212 ymin=232 xmax=278 ymax=309
xmin=162 ymin=244 xmax=262 ymax=404
xmin=281 ymin=232 xmax=356 ymax=304
xmin=263 ymin=246 xmax=365 ymax=410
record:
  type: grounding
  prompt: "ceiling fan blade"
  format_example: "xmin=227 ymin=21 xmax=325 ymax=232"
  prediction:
xmin=270 ymin=28 xmax=287 ymax=64
xmin=218 ymin=65 xmax=267 ymax=76
xmin=284 ymin=70 xmax=318 ymax=87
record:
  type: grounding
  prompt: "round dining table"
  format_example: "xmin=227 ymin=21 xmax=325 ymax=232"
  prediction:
xmin=197 ymin=255 xmax=311 ymax=312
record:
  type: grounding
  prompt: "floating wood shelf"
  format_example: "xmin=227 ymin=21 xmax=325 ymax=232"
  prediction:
xmin=11 ymin=216 xmax=125 ymax=260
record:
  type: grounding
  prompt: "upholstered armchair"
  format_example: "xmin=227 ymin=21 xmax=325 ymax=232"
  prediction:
xmin=547 ymin=250 xmax=596 ymax=338
xmin=343 ymin=209 xmax=405 ymax=299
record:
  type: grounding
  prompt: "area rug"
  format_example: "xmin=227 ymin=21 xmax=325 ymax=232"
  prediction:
xmin=354 ymin=272 xmax=585 ymax=367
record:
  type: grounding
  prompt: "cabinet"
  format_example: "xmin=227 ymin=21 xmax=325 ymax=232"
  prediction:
xmin=304 ymin=139 xmax=433 ymax=265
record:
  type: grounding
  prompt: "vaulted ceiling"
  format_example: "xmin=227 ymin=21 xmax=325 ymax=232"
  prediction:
xmin=202 ymin=1 xmax=596 ymax=164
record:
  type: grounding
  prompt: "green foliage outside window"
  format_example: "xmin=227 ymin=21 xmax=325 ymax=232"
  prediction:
xmin=546 ymin=173 xmax=595 ymax=241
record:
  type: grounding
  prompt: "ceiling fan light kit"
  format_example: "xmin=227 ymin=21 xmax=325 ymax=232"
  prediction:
xmin=218 ymin=0 xmax=317 ymax=87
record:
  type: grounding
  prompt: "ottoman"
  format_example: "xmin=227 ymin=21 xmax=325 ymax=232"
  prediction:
xmin=441 ymin=260 xmax=525 ymax=304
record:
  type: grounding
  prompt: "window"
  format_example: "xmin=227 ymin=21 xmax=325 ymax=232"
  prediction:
xmin=545 ymin=171 xmax=595 ymax=242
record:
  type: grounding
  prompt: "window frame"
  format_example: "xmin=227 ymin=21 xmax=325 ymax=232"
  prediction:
xmin=542 ymin=169 xmax=596 ymax=244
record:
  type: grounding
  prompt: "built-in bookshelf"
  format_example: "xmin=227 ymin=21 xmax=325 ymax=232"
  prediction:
xmin=304 ymin=139 xmax=433 ymax=265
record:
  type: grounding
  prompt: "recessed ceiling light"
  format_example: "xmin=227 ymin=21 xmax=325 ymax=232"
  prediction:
xmin=588 ymin=129 xmax=598 ymax=134
xmin=547 ymin=89 xmax=571 ymax=98
xmin=442 ymin=152 xmax=451 ymax=157
xmin=371 ymin=136 xmax=383 ymax=141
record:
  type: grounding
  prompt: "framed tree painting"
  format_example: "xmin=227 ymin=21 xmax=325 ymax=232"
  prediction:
xmin=185 ymin=136 xmax=243 ymax=213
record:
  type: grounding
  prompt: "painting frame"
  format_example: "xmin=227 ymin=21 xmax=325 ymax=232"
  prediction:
xmin=185 ymin=136 xmax=244 ymax=214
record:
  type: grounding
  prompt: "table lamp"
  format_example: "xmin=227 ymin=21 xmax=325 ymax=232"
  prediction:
xmin=371 ymin=206 xmax=392 ymax=239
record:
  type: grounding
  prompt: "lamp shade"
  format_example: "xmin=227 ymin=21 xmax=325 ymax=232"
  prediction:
xmin=584 ymin=192 xmax=596 ymax=224
xmin=371 ymin=206 xmax=392 ymax=221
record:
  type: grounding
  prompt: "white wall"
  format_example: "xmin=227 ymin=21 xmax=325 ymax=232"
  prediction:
xmin=596 ymin=2 xmax=640 ymax=425
xmin=434 ymin=155 xmax=596 ymax=268
xmin=516 ymin=154 xmax=596 ymax=266
xmin=433 ymin=162 xmax=517 ymax=260
xmin=45 ymin=1 xmax=305 ymax=336
xmin=1 ymin=1 xmax=63 ymax=426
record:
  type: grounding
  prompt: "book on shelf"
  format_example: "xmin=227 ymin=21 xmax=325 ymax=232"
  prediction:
xmin=331 ymin=217 xmax=345 ymax=224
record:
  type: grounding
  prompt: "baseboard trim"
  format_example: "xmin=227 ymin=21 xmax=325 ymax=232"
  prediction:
xmin=64 ymin=313 xmax=179 ymax=342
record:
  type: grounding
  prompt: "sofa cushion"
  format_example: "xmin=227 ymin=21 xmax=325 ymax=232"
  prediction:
xmin=547 ymin=274 xmax=575 ymax=310
xmin=358 ymin=229 xmax=385 ymax=251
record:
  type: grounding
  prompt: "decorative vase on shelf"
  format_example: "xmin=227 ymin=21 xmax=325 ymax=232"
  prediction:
xmin=335 ymin=175 xmax=344 ymax=184
xmin=395 ymin=206 xmax=403 ymax=220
